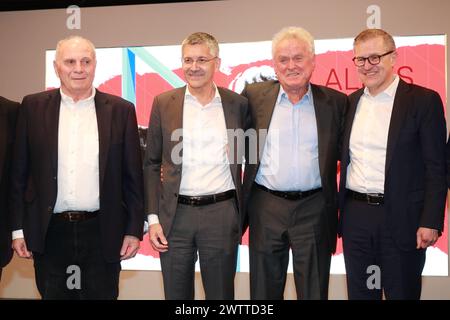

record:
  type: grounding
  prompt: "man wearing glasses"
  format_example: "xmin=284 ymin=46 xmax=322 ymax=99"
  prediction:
xmin=339 ymin=29 xmax=447 ymax=299
xmin=144 ymin=32 xmax=249 ymax=299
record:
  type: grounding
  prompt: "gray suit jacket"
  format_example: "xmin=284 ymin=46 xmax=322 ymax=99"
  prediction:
xmin=242 ymin=80 xmax=348 ymax=254
xmin=144 ymin=86 xmax=249 ymax=239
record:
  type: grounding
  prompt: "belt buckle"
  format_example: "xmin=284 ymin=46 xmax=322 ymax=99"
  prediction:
xmin=367 ymin=193 xmax=381 ymax=206
xmin=68 ymin=212 xmax=82 ymax=221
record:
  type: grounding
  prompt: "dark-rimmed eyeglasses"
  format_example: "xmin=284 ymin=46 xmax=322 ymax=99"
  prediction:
xmin=352 ymin=50 xmax=395 ymax=67
xmin=182 ymin=56 xmax=217 ymax=66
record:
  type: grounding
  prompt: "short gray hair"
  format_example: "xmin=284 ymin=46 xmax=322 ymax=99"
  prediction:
xmin=272 ymin=26 xmax=315 ymax=57
xmin=181 ymin=32 xmax=219 ymax=57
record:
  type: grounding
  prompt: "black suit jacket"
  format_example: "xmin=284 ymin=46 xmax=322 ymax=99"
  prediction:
xmin=144 ymin=86 xmax=249 ymax=239
xmin=0 ymin=97 xmax=19 ymax=268
xmin=339 ymin=79 xmax=447 ymax=250
xmin=446 ymin=139 xmax=450 ymax=188
xmin=10 ymin=89 xmax=144 ymax=262
xmin=241 ymin=80 xmax=348 ymax=254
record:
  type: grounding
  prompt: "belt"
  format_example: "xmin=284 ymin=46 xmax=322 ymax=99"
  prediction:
xmin=347 ymin=190 xmax=384 ymax=205
xmin=255 ymin=183 xmax=322 ymax=201
xmin=53 ymin=210 xmax=100 ymax=222
xmin=178 ymin=190 xmax=236 ymax=206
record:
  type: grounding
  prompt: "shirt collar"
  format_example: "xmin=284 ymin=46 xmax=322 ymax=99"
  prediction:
xmin=363 ymin=74 xmax=399 ymax=98
xmin=185 ymin=84 xmax=221 ymax=104
xmin=60 ymin=87 xmax=96 ymax=105
xmin=277 ymin=83 xmax=313 ymax=105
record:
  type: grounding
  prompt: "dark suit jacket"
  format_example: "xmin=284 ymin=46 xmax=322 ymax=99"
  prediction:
xmin=241 ymin=80 xmax=348 ymax=254
xmin=10 ymin=89 xmax=144 ymax=263
xmin=446 ymin=139 xmax=450 ymax=188
xmin=144 ymin=86 xmax=249 ymax=239
xmin=0 ymin=97 xmax=19 ymax=268
xmin=339 ymin=79 xmax=447 ymax=251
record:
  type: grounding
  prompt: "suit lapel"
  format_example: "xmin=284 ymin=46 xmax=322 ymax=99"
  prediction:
xmin=168 ymin=87 xmax=185 ymax=160
xmin=257 ymin=82 xmax=279 ymax=131
xmin=311 ymin=84 xmax=329 ymax=176
xmin=218 ymin=88 xmax=240 ymax=187
xmin=94 ymin=90 xmax=112 ymax=190
xmin=44 ymin=90 xmax=62 ymax=177
xmin=385 ymin=79 xmax=410 ymax=175
xmin=342 ymin=89 xmax=364 ymax=179
xmin=219 ymin=87 xmax=237 ymax=131
xmin=256 ymin=82 xmax=280 ymax=163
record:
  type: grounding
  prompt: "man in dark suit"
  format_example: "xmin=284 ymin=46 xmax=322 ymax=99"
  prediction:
xmin=0 ymin=96 xmax=19 ymax=281
xmin=10 ymin=36 xmax=144 ymax=299
xmin=242 ymin=26 xmax=347 ymax=300
xmin=144 ymin=32 xmax=248 ymax=299
xmin=339 ymin=29 xmax=447 ymax=299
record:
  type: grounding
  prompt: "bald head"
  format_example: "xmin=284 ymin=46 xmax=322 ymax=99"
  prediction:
xmin=55 ymin=35 xmax=96 ymax=62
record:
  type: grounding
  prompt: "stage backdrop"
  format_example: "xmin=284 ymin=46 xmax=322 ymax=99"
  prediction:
xmin=46 ymin=34 xmax=447 ymax=275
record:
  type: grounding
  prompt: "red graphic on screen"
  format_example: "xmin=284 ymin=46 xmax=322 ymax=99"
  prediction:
xmin=61 ymin=44 xmax=447 ymax=259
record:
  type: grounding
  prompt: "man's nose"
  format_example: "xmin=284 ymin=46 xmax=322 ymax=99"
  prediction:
xmin=362 ymin=59 xmax=374 ymax=69
xmin=73 ymin=62 xmax=83 ymax=72
xmin=190 ymin=61 xmax=201 ymax=70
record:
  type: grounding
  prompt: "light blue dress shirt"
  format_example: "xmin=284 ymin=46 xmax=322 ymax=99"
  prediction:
xmin=255 ymin=85 xmax=321 ymax=191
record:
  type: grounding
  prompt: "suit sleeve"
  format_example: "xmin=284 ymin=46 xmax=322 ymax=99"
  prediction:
xmin=419 ymin=91 xmax=447 ymax=231
xmin=122 ymin=104 xmax=145 ymax=239
xmin=9 ymin=97 xmax=29 ymax=231
xmin=143 ymin=96 xmax=163 ymax=216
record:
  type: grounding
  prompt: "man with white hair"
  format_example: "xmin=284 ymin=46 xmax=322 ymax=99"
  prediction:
xmin=242 ymin=26 xmax=347 ymax=299
xmin=10 ymin=35 xmax=144 ymax=299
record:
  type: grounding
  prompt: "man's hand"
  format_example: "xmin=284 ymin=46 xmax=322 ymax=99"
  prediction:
xmin=120 ymin=235 xmax=140 ymax=260
xmin=12 ymin=238 xmax=32 ymax=258
xmin=416 ymin=227 xmax=439 ymax=249
xmin=149 ymin=223 xmax=168 ymax=252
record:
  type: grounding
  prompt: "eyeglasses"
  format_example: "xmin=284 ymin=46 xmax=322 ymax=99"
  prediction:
xmin=352 ymin=50 xmax=395 ymax=67
xmin=182 ymin=56 xmax=217 ymax=66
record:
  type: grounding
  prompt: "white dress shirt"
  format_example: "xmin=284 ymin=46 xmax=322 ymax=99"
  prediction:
xmin=53 ymin=88 xmax=100 ymax=212
xmin=255 ymin=84 xmax=321 ymax=191
xmin=13 ymin=88 xmax=100 ymax=240
xmin=346 ymin=75 xmax=400 ymax=194
xmin=148 ymin=86 xmax=235 ymax=225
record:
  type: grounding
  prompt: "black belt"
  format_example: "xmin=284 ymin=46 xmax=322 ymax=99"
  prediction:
xmin=53 ymin=210 xmax=100 ymax=222
xmin=178 ymin=190 xmax=236 ymax=206
xmin=255 ymin=183 xmax=322 ymax=201
xmin=347 ymin=190 xmax=384 ymax=205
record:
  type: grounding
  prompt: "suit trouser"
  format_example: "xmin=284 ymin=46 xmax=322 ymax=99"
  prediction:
xmin=248 ymin=186 xmax=331 ymax=300
xmin=160 ymin=198 xmax=239 ymax=300
xmin=342 ymin=195 xmax=425 ymax=300
xmin=33 ymin=215 xmax=121 ymax=300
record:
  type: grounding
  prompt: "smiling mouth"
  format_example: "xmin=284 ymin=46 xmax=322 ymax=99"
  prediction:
xmin=364 ymin=71 xmax=378 ymax=76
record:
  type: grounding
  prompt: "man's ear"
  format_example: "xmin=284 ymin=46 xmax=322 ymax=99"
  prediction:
xmin=53 ymin=60 xmax=60 ymax=79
